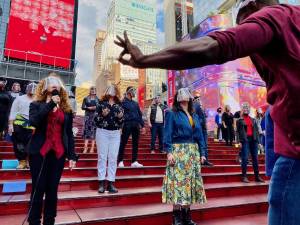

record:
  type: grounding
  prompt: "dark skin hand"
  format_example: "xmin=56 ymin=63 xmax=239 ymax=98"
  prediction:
xmin=114 ymin=2 xmax=273 ymax=71
xmin=114 ymin=31 xmax=220 ymax=70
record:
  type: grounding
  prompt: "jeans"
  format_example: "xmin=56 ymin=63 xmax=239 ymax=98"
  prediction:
xmin=217 ymin=124 xmax=222 ymax=140
xmin=203 ymin=130 xmax=208 ymax=159
xmin=150 ymin=123 xmax=164 ymax=152
xmin=28 ymin=151 xmax=65 ymax=225
xmin=96 ymin=128 xmax=121 ymax=182
xmin=268 ymin=156 xmax=300 ymax=225
xmin=241 ymin=136 xmax=259 ymax=177
xmin=118 ymin=122 xmax=140 ymax=163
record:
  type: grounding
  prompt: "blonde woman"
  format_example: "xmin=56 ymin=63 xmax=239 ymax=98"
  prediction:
xmin=27 ymin=75 xmax=78 ymax=225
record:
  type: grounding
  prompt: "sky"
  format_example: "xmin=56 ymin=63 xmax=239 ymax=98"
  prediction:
xmin=75 ymin=0 xmax=165 ymax=86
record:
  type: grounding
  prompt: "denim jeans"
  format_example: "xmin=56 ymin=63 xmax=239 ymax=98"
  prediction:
xmin=268 ymin=156 xmax=300 ymax=225
xmin=150 ymin=123 xmax=164 ymax=152
xmin=241 ymin=136 xmax=259 ymax=177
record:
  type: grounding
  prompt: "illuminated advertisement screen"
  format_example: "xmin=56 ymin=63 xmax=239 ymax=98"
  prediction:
xmin=5 ymin=0 xmax=75 ymax=69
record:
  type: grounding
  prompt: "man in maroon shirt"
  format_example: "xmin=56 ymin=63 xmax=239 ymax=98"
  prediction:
xmin=115 ymin=1 xmax=300 ymax=224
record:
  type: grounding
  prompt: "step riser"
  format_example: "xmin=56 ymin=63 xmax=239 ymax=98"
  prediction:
xmin=0 ymin=185 xmax=268 ymax=215
xmin=0 ymin=174 xmax=268 ymax=194
xmin=0 ymin=165 xmax=266 ymax=180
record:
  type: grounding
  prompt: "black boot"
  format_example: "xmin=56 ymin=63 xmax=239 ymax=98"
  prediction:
xmin=98 ymin=180 xmax=105 ymax=193
xmin=172 ymin=209 xmax=183 ymax=225
xmin=255 ymin=175 xmax=265 ymax=183
xmin=107 ymin=181 xmax=118 ymax=193
xmin=182 ymin=208 xmax=197 ymax=225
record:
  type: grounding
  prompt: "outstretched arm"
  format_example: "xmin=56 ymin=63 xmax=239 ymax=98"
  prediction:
xmin=114 ymin=32 xmax=219 ymax=70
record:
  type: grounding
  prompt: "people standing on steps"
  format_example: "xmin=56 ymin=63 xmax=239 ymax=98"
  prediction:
xmin=27 ymin=75 xmax=78 ymax=225
xmin=215 ymin=107 xmax=223 ymax=142
xmin=118 ymin=86 xmax=146 ymax=168
xmin=147 ymin=95 xmax=167 ymax=154
xmin=162 ymin=88 xmax=207 ymax=225
xmin=8 ymin=82 xmax=37 ymax=169
xmin=222 ymin=105 xmax=234 ymax=146
xmin=115 ymin=1 xmax=300 ymax=223
xmin=95 ymin=85 xmax=124 ymax=194
xmin=81 ymin=86 xmax=99 ymax=153
xmin=193 ymin=96 xmax=213 ymax=167
xmin=237 ymin=102 xmax=264 ymax=183
xmin=0 ymin=80 xmax=12 ymax=140
xmin=255 ymin=108 xmax=265 ymax=154
xmin=9 ymin=82 xmax=23 ymax=101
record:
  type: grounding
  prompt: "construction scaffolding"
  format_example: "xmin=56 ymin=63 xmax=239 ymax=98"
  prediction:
xmin=0 ymin=47 xmax=76 ymax=85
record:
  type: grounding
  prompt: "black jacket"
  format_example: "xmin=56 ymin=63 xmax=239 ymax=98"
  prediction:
xmin=237 ymin=116 xmax=260 ymax=142
xmin=122 ymin=97 xmax=144 ymax=127
xmin=28 ymin=101 xmax=78 ymax=161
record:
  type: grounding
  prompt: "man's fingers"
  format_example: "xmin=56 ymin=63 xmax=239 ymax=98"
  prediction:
xmin=116 ymin=35 xmax=126 ymax=45
xmin=114 ymin=40 xmax=125 ymax=48
xmin=119 ymin=57 xmax=130 ymax=66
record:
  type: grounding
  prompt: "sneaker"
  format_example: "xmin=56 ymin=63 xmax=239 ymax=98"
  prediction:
xmin=17 ymin=160 xmax=27 ymax=170
xmin=242 ymin=176 xmax=250 ymax=183
xmin=151 ymin=150 xmax=155 ymax=154
xmin=255 ymin=176 xmax=265 ymax=183
xmin=131 ymin=161 xmax=143 ymax=168
xmin=118 ymin=161 xmax=125 ymax=168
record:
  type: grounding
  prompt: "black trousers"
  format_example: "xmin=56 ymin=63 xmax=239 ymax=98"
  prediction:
xmin=28 ymin=151 xmax=65 ymax=225
xmin=150 ymin=123 xmax=164 ymax=152
xmin=12 ymin=125 xmax=32 ymax=161
xmin=224 ymin=125 xmax=234 ymax=145
xmin=118 ymin=122 xmax=140 ymax=163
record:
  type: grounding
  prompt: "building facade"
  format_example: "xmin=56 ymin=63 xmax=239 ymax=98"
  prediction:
xmin=92 ymin=30 xmax=106 ymax=83
xmin=164 ymin=0 xmax=194 ymax=47
xmin=96 ymin=0 xmax=166 ymax=100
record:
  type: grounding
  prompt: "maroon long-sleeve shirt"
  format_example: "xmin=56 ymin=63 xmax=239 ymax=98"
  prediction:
xmin=208 ymin=4 xmax=300 ymax=159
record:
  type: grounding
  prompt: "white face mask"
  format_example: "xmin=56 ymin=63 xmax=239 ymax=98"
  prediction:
xmin=43 ymin=77 xmax=65 ymax=92
xmin=177 ymin=88 xmax=193 ymax=102
xmin=104 ymin=85 xmax=117 ymax=97
xmin=26 ymin=83 xmax=37 ymax=95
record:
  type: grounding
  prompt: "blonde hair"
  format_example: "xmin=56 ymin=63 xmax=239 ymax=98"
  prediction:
xmin=34 ymin=76 xmax=72 ymax=113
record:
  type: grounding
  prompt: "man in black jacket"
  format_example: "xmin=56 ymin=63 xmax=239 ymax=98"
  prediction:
xmin=147 ymin=95 xmax=167 ymax=154
xmin=237 ymin=102 xmax=264 ymax=183
xmin=118 ymin=87 xmax=145 ymax=168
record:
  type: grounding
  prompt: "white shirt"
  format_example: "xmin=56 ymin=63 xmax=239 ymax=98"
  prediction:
xmin=9 ymin=95 xmax=33 ymax=121
xmin=147 ymin=105 xmax=164 ymax=124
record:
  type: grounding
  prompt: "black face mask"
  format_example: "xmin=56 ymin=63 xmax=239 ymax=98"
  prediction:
xmin=52 ymin=89 xmax=59 ymax=96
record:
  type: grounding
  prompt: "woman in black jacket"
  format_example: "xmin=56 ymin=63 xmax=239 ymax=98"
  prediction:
xmin=27 ymin=75 xmax=78 ymax=225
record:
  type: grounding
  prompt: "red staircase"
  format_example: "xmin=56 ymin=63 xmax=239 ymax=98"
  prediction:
xmin=0 ymin=116 xmax=268 ymax=225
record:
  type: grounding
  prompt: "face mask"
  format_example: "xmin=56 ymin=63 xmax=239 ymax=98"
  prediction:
xmin=127 ymin=88 xmax=136 ymax=98
xmin=26 ymin=83 xmax=37 ymax=95
xmin=177 ymin=88 xmax=193 ymax=102
xmin=43 ymin=77 xmax=65 ymax=92
xmin=104 ymin=85 xmax=116 ymax=97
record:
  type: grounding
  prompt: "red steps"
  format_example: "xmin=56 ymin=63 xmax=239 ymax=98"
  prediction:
xmin=0 ymin=116 xmax=269 ymax=224
xmin=0 ymin=183 xmax=268 ymax=216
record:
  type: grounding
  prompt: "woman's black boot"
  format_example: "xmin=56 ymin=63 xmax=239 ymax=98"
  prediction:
xmin=172 ymin=209 xmax=183 ymax=225
xmin=182 ymin=208 xmax=197 ymax=225
xmin=98 ymin=180 xmax=105 ymax=193
xmin=107 ymin=181 xmax=118 ymax=193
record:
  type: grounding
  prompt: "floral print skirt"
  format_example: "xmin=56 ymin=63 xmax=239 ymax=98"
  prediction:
xmin=162 ymin=143 xmax=207 ymax=205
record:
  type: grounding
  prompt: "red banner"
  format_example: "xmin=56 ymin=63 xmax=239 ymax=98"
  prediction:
xmin=167 ymin=70 xmax=175 ymax=107
xmin=5 ymin=0 xmax=75 ymax=69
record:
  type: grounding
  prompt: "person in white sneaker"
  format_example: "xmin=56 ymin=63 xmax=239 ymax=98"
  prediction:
xmin=118 ymin=87 xmax=145 ymax=168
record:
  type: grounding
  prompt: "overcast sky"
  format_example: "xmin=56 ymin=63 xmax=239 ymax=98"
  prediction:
xmin=75 ymin=0 xmax=164 ymax=86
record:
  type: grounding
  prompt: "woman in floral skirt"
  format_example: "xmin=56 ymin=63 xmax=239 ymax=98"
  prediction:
xmin=162 ymin=88 xmax=207 ymax=225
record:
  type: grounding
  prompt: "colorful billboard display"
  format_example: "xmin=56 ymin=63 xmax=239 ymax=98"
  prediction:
xmin=169 ymin=14 xmax=267 ymax=131
xmin=5 ymin=0 xmax=76 ymax=69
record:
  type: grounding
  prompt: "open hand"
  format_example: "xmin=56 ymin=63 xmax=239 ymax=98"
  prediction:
xmin=201 ymin=156 xmax=206 ymax=164
xmin=114 ymin=31 xmax=145 ymax=68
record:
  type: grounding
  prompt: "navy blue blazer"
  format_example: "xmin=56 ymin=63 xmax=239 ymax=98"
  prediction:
xmin=163 ymin=110 xmax=205 ymax=156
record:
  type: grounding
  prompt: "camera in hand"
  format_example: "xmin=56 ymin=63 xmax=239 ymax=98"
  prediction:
xmin=52 ymin=89 xmax=59 ymax=96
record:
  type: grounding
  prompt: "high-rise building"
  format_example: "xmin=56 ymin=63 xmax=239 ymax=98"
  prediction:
xmin=164 ymin=0 xmax=194 ymax=47
xmin=92 ymin=30 xmax=106 ymax=83
xmin=0 ymin=0 xmax=79 ymax=86
xmin=97 ymin=0 xmax=166 ymax=100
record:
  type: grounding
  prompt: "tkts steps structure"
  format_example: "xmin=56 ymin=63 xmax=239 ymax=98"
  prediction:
xmin=0 ymin=116 xmax=268 ymax=225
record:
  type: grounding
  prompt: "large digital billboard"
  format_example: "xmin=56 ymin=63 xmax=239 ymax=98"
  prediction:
xmin=4 ymin=0 xmax=76 ymax=69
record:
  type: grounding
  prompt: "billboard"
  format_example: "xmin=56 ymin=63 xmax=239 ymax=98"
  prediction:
xmin=169 ymin=14 xmax=267 ymax=131
xmin=4 ymin=0 xmax=76 ymax=69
